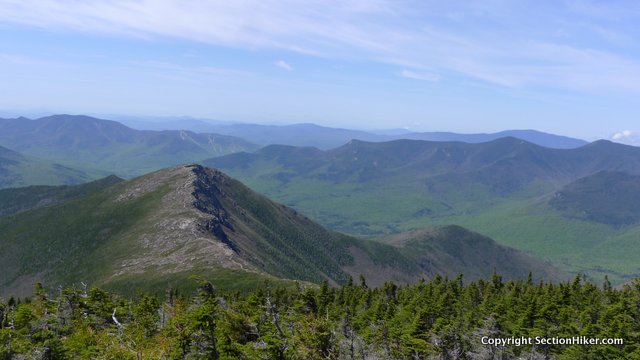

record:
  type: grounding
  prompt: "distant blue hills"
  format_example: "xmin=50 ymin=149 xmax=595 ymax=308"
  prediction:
xmin=115 ymin=115 xmax=589 ymax=150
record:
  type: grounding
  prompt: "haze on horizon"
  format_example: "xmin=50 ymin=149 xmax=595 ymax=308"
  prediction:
xmin=1 ymin=0 xmax=640 ymax=143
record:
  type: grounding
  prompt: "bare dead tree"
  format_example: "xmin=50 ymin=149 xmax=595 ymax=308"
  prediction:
xmin=80 ymin=282 xmax=88 ymax=298
xmin=266 ymin=290 xmax=288 ymax=359
xmin=112 ymin=308 xmax=124 ymax=329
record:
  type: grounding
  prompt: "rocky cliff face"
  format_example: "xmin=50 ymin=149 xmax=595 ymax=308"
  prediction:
xmin=191 ymin=165 xmax=239 ymax=253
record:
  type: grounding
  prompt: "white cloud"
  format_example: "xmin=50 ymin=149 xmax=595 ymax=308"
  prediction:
xmin=400 ymin=70 xmax=439 ymax=81
xmin=611 ymin=130 xmax=636 ymax=141
xmin=275 ymin=60 xmax=292 ymax=70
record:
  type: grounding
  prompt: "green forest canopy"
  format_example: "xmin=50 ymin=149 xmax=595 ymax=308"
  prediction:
xmin=0 ymin=274 xmax=638 ymax=359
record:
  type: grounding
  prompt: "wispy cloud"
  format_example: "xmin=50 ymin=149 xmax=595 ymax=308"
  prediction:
xmin=275 ymin=60 xmax=292 ymax=71
xmin=2 ymin=1 xmax=640 ymax=93
xmin=0 ymin=53 xmax=49 ymax=66
xmin=131 ymin=60 xmax=252 ymax=83
xmin=400 ymin=70 xmax=439 ymax=82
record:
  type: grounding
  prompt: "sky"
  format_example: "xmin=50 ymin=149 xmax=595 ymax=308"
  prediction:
xmin=1 ymin=1 xmax=640 ymax=142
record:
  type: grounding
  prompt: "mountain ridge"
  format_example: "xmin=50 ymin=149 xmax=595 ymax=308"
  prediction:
xmin=207 ymin=137 xmax=640 ymax=191
xmin=0 ymin=164 xmax=562 ymax=296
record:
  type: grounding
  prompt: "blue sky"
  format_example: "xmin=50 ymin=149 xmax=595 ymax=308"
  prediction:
xmin=1 ymin=1 xmax=640 ymax=142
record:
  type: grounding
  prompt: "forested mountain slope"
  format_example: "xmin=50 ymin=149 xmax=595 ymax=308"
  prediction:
xmin=0 ymin=175 xmax=123 ymax=217
xmin=0 ymin=145 xmax=91 ymax=189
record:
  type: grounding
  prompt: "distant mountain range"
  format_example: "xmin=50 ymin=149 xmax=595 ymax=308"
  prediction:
xmin=119 ymin=117 xmax=589 ymax=150
xmin=0 ymin=114 xmax=592 ymax=181
xmin=204 ymin=138 xmax=640 ymax=283
xmin=205 ymin=137 xmax=640 ymax=199
xmin=397 ymin=129 xmax=588 ymax=149
xmin=0 ymin=115 xmax=259 ymax=177
xmin=0 ymin=164 xmax=561 ymax=296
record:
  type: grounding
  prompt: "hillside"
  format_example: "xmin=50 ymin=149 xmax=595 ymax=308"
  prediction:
xmin=550 ymin=171 xmax=640 ymax=226
xmin=0 ymin=144 xmax=91 ymax=189
xmin=204 ymin=138 xmax=640 ymax=283
xmin=0 ymin=164 xmax=559 ymax=296
xmin=0 ymin=175 xmax=123 ymax=217
xmin=379 ymin=225 xmax=556 ymax=281
xmin=0 ymin=115 xmax=259 ymax=177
